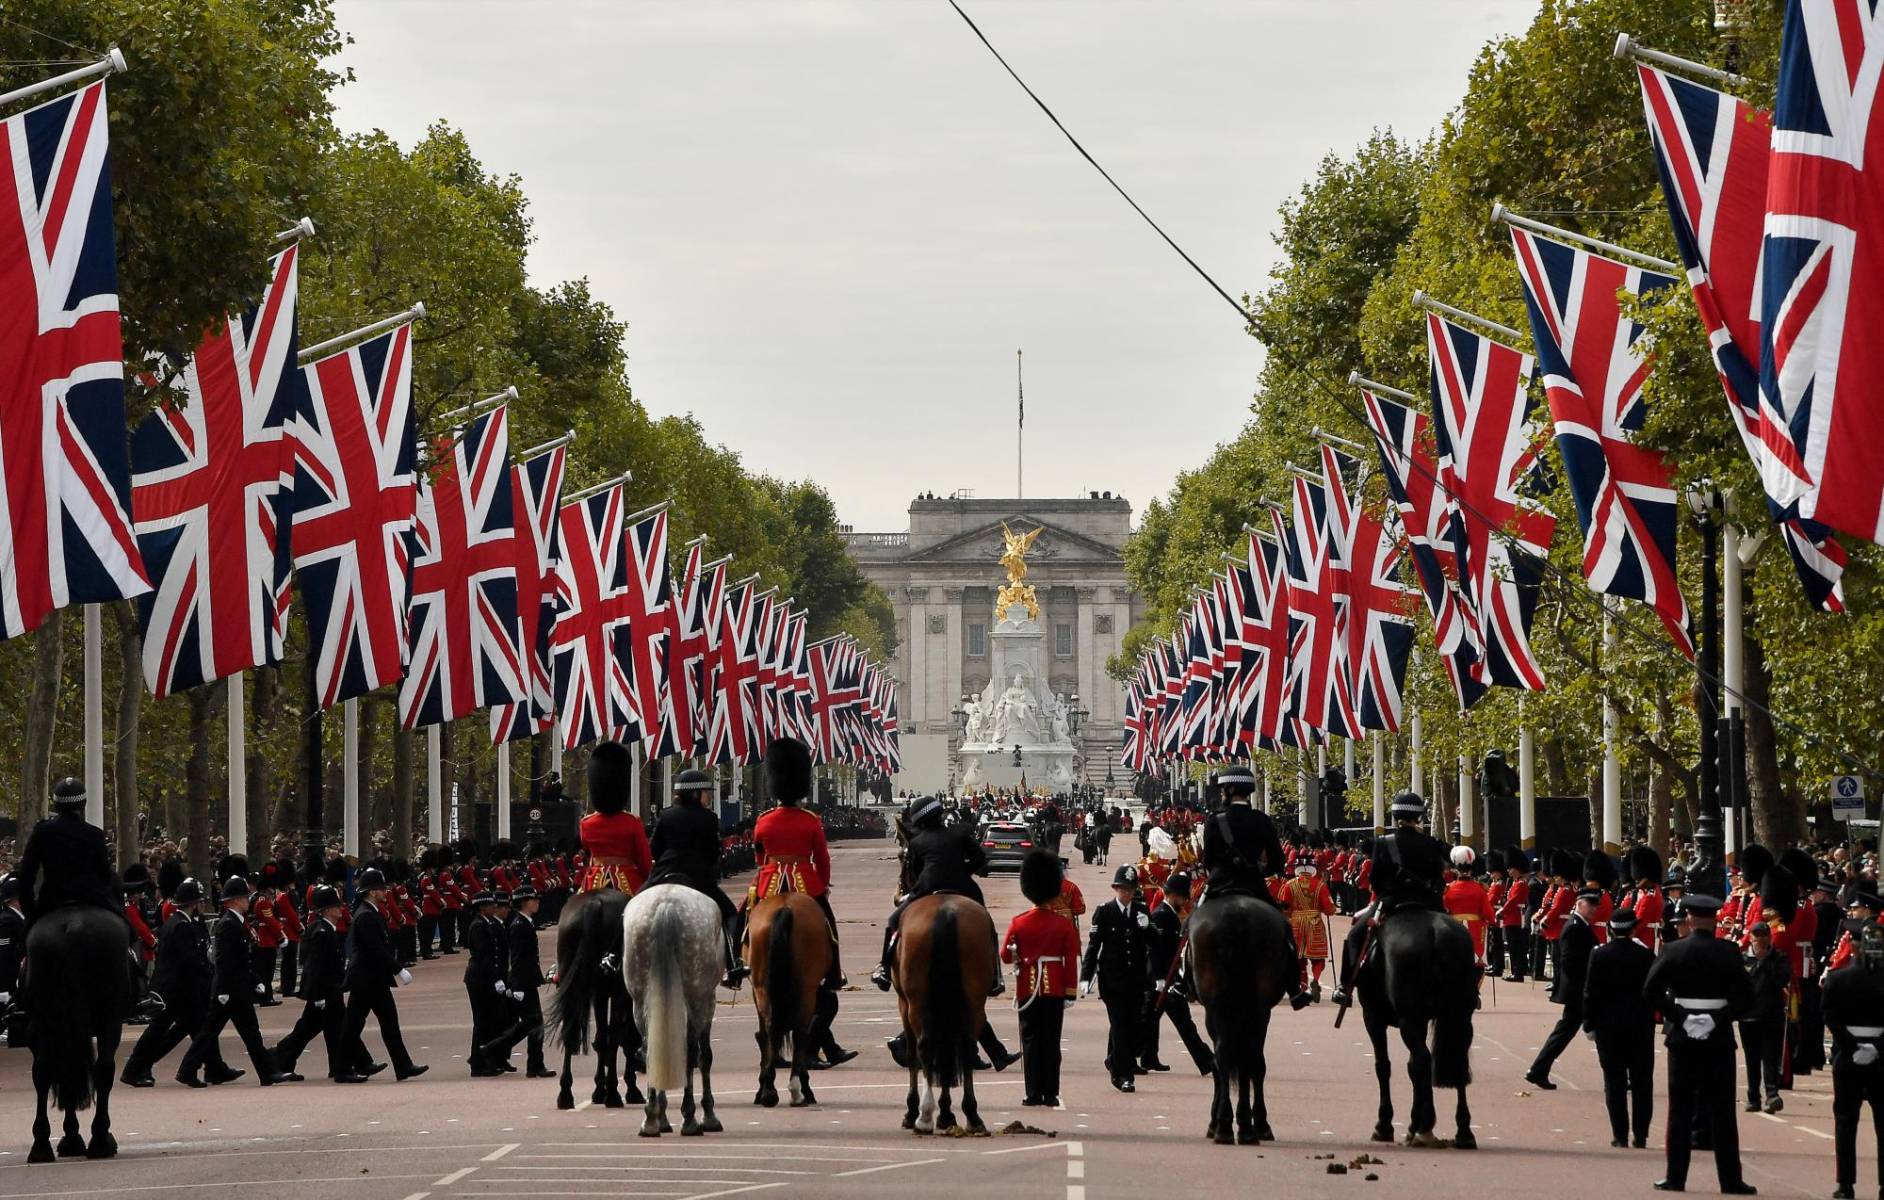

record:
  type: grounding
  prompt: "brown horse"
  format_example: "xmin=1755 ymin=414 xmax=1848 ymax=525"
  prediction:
xmin=892 ymin=894 xmax=995 ymax=1135
xmin=747 ymin=892 xmax=833 ymax=1109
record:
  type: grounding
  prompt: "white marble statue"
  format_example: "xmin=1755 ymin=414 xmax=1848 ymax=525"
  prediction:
xmin=1050 ymin=700 xmax=1071 ymax=745
xmin=990 ymin=667 xmax=1043 ymax=744
xmin=962 ymin=695 xmax=987 ymax=744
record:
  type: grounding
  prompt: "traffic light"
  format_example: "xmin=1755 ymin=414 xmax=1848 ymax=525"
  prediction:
xmin=1321 ymin=766 xmax=1349 ymax=812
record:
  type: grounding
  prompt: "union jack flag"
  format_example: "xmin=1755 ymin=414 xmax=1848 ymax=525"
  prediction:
xmin=1283 ymin=456 xmax=1357 ymax=739
xmin=1360 ymin=387 xmax=1487 ymax=709
xmin=1510 ymin=227 xmax=1694 ymax=656
xmin=132 ymin=244 xmax=302 ymax=696
xmin=1121 ymin=678 xmax=1147 ymax=771
xmin=881 ymin=682 xmax=902 ymax=773
xmin=806 ymin=635 xmax=861 ymax=764
xmin=399 ymin=406 xmax=524 ymax=728
xmin=491 ymin=442 xmax=567 ymax=745
xmin=1637 ymin=61 xmax=1847 ymax=611
xmin=1241 ymin=528 xmax=1298 ymax=750
xmin=620 ymin=507 xmax=677 ymax=756
xmin=753 ymin=593 xmax=785 ymax=747
xmin=0 ymin=80 xmax=149 ymax=638
xmin=291 ymin=324 xmax=418 ymax=707
xmin=1426 ymin=311 xmax=1557 ymax=691
xmin=705 ymin=579 xmax=760 ymax=765
xmin=1177 ymin=595 xmax=1212 ymax=756
xmin=1341 ymin=496 xmax=1417 ymax=732
xmin=550 ymin=484 xmax=635 ymax=750
xmin=1760 ymin=0 xmax=1884 ymax=545
xmin=780 ymin=609 xmax=813 ymax=745
xmin=665 ymin=540 xmax=714 ymax=756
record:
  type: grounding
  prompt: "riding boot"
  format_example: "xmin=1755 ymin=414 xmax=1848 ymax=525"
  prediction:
xmin=872 ymin=919 xmax=896 ymax=992
xmin=720 ymin=912 xmax=748 ymax=989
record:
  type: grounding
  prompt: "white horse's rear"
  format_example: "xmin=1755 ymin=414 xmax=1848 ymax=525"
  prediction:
xmin=623 ymin=884 xmax=725 ymax=1136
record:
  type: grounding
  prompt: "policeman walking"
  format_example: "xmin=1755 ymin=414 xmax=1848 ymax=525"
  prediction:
xmin=269 ymin=884 xmax=366 ymax=1083
xmin=120 ymin=878 xmax=221 ymax=1087
xmin=1143 ymin=869 xmax=1214 ymax=1077
xmin=1642 ymin=892 xmax=1757 ymax=1195
xmin=1083 ymin=863 xmax=1152 ymax=1092
xmin=1526 ymin=887 xmax=1600 ymax=1090
xmin=176 ymin=877 xmax=294 ymax=1087
xmin=1822 ymin=899 xmax=1884 ymax=1200
xmin=464 ymin=890 xmax=508 ymax=1076
xmin=345 ymin=868 xmax=426 ymax=1081
xmin=1581 ymin=908 xmax=1658 ymax=1147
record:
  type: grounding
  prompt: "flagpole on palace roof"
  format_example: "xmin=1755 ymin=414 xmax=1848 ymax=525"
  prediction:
xmin=297 ymin=302 xmax=426 ymax=365
xmin=0 ymin=46 xmax=126 ymax=111
xmin=1016 ymin=348 xmax=1024 ymax=499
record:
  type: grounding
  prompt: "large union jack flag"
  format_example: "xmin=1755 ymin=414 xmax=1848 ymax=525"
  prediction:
xmin=621 ymin=506 xmax=677 ymax=756
xmin=132 ymin=244 xmax=302 ymax=696
xmin=291 ymin=324 xmax=418 ymax=707
xmin=1341 ymin=494 xmax=1417 ymax=732
xmin=705 ymin=578 xmax=760 ymax=765
xmin=398 ymin=406 xmax=524 ymax=728
xmin=1426 ymin=311 xmax=1557 ymax=691
xmin=1760 ymin=0 xmax=1884 ymax=545
xmin=664 ymin=540 xmax=716 ymax=757
xmin=1509 ymin=228 xmax=1694 ymax=656
xmin=1637 ymin=61 xmax=1848 ymax=611
xmin=806 ymin=635 xmax=861 ymax=764
xmin=491 ymin=442 xmax=567 ymax=745
xmin=551 ymin=483 xmax=635 ymax=750
xmin=1282 ymin=455 xmax=1357 ymax=739
xmin=0 ymin=80 xmax=149 ymax=638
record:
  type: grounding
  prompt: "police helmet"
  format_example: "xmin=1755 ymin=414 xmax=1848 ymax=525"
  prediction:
xmin=220 ymin=876 xmax=252 ymax=901
xmin=173 ymin=877 xmax=205 ymax=905
xmin=673 ymin=768 xmax=715 ymax=803
xmin=357 ymin=867 xmax=387 ymax=892
xmin=1389 ymin=791 xmax=1426 ymax=820
xmin=309 ymin=884 xmax=342 ymax=911
xmin=905 ymin=795 xmax=944 ymax=828
xmin=51 ymin=777 xmax=86 ymax=811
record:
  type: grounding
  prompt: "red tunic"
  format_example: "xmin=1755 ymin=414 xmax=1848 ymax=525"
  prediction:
xmin=1630 ymin=888 xmax=1664 ymax=949
xmin=249 ymin=898 xmax=284 ymax=949
xmin=125 ymin=902 xmax=157 ymax=955
xmin=579 ymin=810 xmax=651 ymax=894
xmin=1046 ymin=878 xmax=1086 ymax=926
xmin=274 ymin=892 xmax=303 ymax=944
xmin=1443 ymin=878 xmax=1494 ymax=961
xmin=1497 ymin=878 xmax=1529 ymax=927
xmin=1538 ymin=884 xmax=1572 ymax=941
xmin=1282 ymin=874 xmax=1335 ymax=959
xmin=1002 ymin=906 xmax=1081 ymax=1002
xmin=751 ymin=806 xmax=831 ymax=899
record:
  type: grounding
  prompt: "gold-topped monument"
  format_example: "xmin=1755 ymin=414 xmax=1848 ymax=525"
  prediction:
xmin=994 ymin=521 xmax=1043 ymax=621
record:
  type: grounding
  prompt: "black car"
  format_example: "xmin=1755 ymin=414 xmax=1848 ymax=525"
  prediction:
xmin=980 ymin=822 xmax=1037 ymax=873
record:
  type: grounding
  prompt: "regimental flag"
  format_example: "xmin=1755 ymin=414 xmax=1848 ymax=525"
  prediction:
xmin=1637 ymin=61 xmax=1848 ymax=611
xmin=621 ymin=507 xmax=677 ymax=756
xmin=705 ymin=579 xmax=759 ymax=765
xmin=1759 ymin=0 xmax=1884 ymax=544
xmin=550 ymin=483 xmax=635 ymax=750
xmin=398 ymin=406 xmax=524 ymax=728
xmin=667 ymin=541 xmax=712 ymax=756
xmin=1425 ymin=312 xmax=1557 ymax=691
xmin=491 ymin=442 xmax=567 ymax=745
xmin=132 ymin=244 xmax=302 ymax=696
xmin=291 ymin=324 xmax=419 ymax=707
xmin=1283 ymin=461 xmax=1357 ymax=739
xmin=0 ymin=80 xmax=149 ymax=638
xmin=1361 ymin=387 xmax=1487 ymax=709
xmin=1343 ymin=498 xmax=1417 ymax=732
xmin=1509 ymin=228 xmax=1694 ymax=656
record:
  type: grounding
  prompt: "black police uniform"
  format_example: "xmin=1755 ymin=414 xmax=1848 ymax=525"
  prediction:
xmin=1142 ymin=895 xmax=1213 ymax=1075
xmin=177 ymin=906 xmax=276 ymax=1083
xmin=1583 ymin=927 xmax=1658 ymax=1146
xmin=464 ymin=907 xmax=509 ymax=1074
xmin=1337 ymin=820 xmax=1447 ymax=992
xmin=1822 ymin=960 xmax=1884 ymax=1195
xmin=122 ymin=909 xmax=225 ymax=1083
xmin=648 ymin=801 xmax=736 ymax=924
xmin=345 ymin=899 xmax=421 ymax=1078
xmin=270 ymin=914 xmax=354 ymax=1080
xmin=14 ymin=810 xmax=114 ymax=921
xmin=1082 ymin=893 xmax=1151 ymax=1088
xmin=879 ymin=821 xmax=989 ymax=972
xmin=0 ymin=901 xmax=23 ymax=1032
xmin=1528 ymin=909 xmax=1597 ymax=1085
xmin=1200 ymin=802 xmax=1286 ymax=897
xmin=1642 ymin=923 xmax=1756 ymax=1192
xmin=484 ymin=906 xmax=548 ymax=1074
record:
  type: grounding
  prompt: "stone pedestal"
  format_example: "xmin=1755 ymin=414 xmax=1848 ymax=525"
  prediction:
xmin=958 ymin=603 xmax=1077 ymax=791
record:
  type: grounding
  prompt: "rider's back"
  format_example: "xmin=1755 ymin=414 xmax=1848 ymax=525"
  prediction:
xmin=906 ymin=824 xmax=986 ymax=896
xmin=17 ymin=812 xmax=112 ymax=921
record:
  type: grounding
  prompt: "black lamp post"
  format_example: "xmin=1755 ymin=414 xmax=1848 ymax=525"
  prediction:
xmin=1686 ymin=485 xmax=1727 ymax=898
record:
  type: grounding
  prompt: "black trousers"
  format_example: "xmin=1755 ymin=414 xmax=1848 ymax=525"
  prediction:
xmin=467 ymin=982 xmax=508 ymax=1070
xmin=1485 ymin=925 xmax=1505 ymax=976
xmin=1528 ymin=999 xmax=1583 ymax=1079
xmin=1795 ymin=976 xmax=1824 ymax=1072
xmin=418 ymin=915 xmax=438 ymax=957
xmin=179 ymin=995 xmax=273 ymax=1080
xmin=1099 ymin=978 xmax=1145 ymax=1079
xmin=1530 ymin=931 xmax=1549 ymax=981
xmin=279 ymin=942 xmax=298 ymax=997
xmin=1740 ymin=1020 xmax=1784 ymax=1104
xmin=1502 ymin=926 xmax=1529 ymax=980
xmin=1833 ymin=1062 xmax=1884 ymax=1188
xmin=1595 ymin=1028 xmax=1654 ymax=1143
xmin=1664 ymin=1042 xmax=1744 ymax=1188
xmin=251 ymin=946 xmax=278 ymax=1002
xmin=490 ymin=989 xmax=547 ymax=1071
xmin=1143 ymin=992 xmax=1214 ymax=1072
xmin=1018 ymin=999 xmax=1065 ymax=1102
xmin=125 ymin=998 xmax=218 ymax=1075
xmin=345 ymin=983 xmax=416 ymax=1075
xmin=272 ymin=992 xmax=348 ymax=1077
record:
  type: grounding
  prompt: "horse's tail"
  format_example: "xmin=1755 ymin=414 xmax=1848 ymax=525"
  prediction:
xmin=763 ymin=902 xmax=800 ymax=1044
xmin=544 ymin=898 xmax=600 ymax=1055
xmin=1208 ymin=907 xmax=1265 ymax=1081
xmin=918 ymin=902 xmax=966 ymax=1089
xmin=1431 ymin=920 xmax=1475 ymax=1089
xmin=29 ymin=930 xmax=99 ymax=1111
xmin=644 ymin=898 xmax=689 ymax=1091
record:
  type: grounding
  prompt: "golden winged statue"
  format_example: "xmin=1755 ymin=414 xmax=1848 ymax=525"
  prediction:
xmin=994 ymin=521 xmax=1044 ymax=621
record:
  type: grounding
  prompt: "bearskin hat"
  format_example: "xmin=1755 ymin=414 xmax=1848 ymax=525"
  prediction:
xmin=588 ymin=739 xmax=634 ymax=814
xmin=1505 ymin=845 xmax=1529 ymax=872
xmin=218 ymin=854 xmax=249 ymax=884
xmin=1485 ymin=849 xmax=1506 ymax=876
xmin=257 ymin=860 xmax=282 ymax=889
xmin=1583 ymin=849 xmax=1618 ymax=888
xmin=1019 ymin=850 xmax=1063 ymax=905
xmin=1760 ymin=861 xmax=1800 ymax=925
xmin=1739 ymin=844 xmax=1775 ymax=888
xmin=323 ymin=857 xmax=349 ymax=886
xmin=492 ymin=840 xmax=518 ymax=864
xmin=121 ymin=862 xmax=150 ymax=889
xmin=1779 ymin=848 xmax=1817 ymax=893
xmin=1628 ymin=845 xmax=1664 ymax=885
xmin=438 ymin=843 xmax=458 ymax=867
xmin=1548 ymin=848 xmax=1578 ymax=880
xmin=156 ymin=858 xmax=185 ymax=900
xmin=418 ymin=846 xmax=438 ymax=870
xmin=1334 ymin=830 xmax=1351 ymax=848
xmin=766 ymin=736 xmax=813 ymax=804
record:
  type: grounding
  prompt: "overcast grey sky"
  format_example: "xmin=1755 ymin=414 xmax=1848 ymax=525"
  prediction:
xmin=330 ymin=1 xmax=1528 ymax=532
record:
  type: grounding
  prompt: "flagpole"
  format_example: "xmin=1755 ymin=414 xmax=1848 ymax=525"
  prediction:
xmin=1345 ymin=371 xmax=1417 ymax=403
xmin=228 ymin=673 xmax=247 ymax=857
xmin=1016 ymin=348 xmax=1023 ymax=499
xmin=1410 ymin=708 xmax=1424 ymax=797
xmin=0 ymin=47 xmax=126 ymax=111
xmin=631 ymin=742 xmax=643 ymax=821
xmin=438 ymin=385 xmax=518 ymax=426
xmin=516 ymin=430 xmax=576 ymax=461
xmin=84 ymin=605 xmax=103 ymax=827
xmin=297 ymin=303 xmax=426 ymax=365
xmin=1343 ymin=737 xmax=1356 ymax=826
xmin=1490 ymin=204 xmax=1679 ymax=274
xmin=1519 ymin=695 xmax=1537 ymax=851
xmin=497 ymin=740 xmax=512 ymax=840
xmin=1458 ymin=751 xmax=1476 ymax=845
xmin=1410 ymin=290 xmax=1524 ymax=345
xmin=1602 ymin=601 xmax=1623 ymax=856
xmin=427 ymin=725 xmax=443 ymax=844
xmin=1315 ymin=742 xmax=1327 ymax=828
xmin=342 ymin=697 xmax=360 ymax=857
xmin=1613 ymin=32 xmax=1747 ymax=88
xmin=1371 ymin=732 xmax=1386 ymax=834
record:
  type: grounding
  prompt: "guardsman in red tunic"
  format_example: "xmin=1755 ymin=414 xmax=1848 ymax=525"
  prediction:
xmin=1499 ymin=848 xmax=1531 ymax=982
xmin=1536 ymin=849 xmax=1576 ymax=979
xmin=1004 ymin=850 xmax=1081 ymax=1107
xmin=248 ymin=868 xmax=286 ymax=1005
xmin=1582 ymin=851 xmax=1617 ymax=945
xmin=576 ymin=740 xmax=652 ymax=895
xmin=1282 ymin=861 xmax=1336 ymax=999
xmin=1443 ymin=848 xmax=1493 ymax=979
xmin=1046 ymin=864 xmax=1086 ymax=936
xmin=746 ymin=737 xmax=842 ymax=987
xmin=1625 ymin=846 xmax=1666 ymax=951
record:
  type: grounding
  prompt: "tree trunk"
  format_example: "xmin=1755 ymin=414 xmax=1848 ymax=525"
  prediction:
xmin=17 ymin=610 xmax=65 ymax=854
xmin=1543 ymin=737 xmax=1572 ymax=799
xmin=110 ymin=602 xmax=142 ymax=869
xmin=186 ymin=687 xmax=214 ymax=878
xmin=392 ymin=721 xmax=414 ymax=859
xmin=251 ymin=665 xmax=279 ymax=860
xmin=1742 ymin=633 xmax=1794 ymax=847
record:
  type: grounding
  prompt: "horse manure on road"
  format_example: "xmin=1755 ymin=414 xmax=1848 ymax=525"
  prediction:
xmin=995 ymin=1120 xmax=1056 ymax=1137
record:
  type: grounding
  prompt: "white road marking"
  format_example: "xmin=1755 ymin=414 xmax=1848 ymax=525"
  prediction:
xmin=980 ymin=1141 xmax=1069 ymax=1156
xmin=1068 ymin=1160 xmax=1086 ymax=1178
xmin=570 ymin=1100 xmax=592 ymax=1113
xmin=3 ymin=1177 xmax=438 ymax=1199
xmin=1068 ymin=1188 xmax=1086 ymax=1200
xmin=0 ymin=1144 xmax=500 ymax=1168
xmin=434 ymin=1168 xmax=479 ymax=1187
xmin=402 ymin=1194 xmax=431 ymax=1200
xmin=500 ymin=1168 xmax=815 ymax=1176
xmin=831 ymin=1158 xmax=946 ymax=1178
xmin=518 ymin=1155 xmax=899 ymax=1164
xmin=536 ymin=1143 xmax=974 ymax=1154
xmin=673 ymin=1186 xmax=788 ymax=1200
xmin=483 ymin=1144 xmax=521 ymax=1162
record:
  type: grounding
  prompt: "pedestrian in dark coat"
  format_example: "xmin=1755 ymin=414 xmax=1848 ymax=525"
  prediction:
xmin=463 ymin=892 xmax=508 ymax=1075
xmin=345 ymin=869 xmax=425 ymax=1080
xmin=1526 ymin=888 xmax=1600 ymax=1089
xmin=1738 ymin=922 xmax=1792 ymax=1113
xmin=1082 ymin=864 xmax=1152 ymax=1092
xmin=1823 ymin=916 xmax=1884 ymax=1200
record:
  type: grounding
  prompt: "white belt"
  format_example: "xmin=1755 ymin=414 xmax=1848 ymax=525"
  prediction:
xmin=1673 ymin=997 xmax=1728 ymax=1010
xmin=1849 ymin=1025 xmax=1884 ymax=1038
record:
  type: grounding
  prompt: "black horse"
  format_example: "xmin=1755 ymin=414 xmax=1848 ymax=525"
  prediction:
xmin=25 ymin=907 xmax=131 ymax=1161
xmin=543 ymin=889 xmax=641 ymax=1110
xmin=1185 ymin=893 xmax=1294 ymax=1145
xmin=1354 ymin=908 xmax=1478 ymax=1148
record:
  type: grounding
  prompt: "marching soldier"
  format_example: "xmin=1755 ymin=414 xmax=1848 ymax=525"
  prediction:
xmin=344 ymin=868 xmax=427 ymax=1081
xmin=1583 ymin=908 xmax=1657 ymax=1148
xmin=269 ymin=884 xmax=367 ymax=1083
xmin=176 ymin=877 xmax=294 ymax=1087
xmin=1526 ymin=887 xmax=1600 ymax=1090
xmin=1082 ymin=863 xmax=1152 ymax=1092
xmin=1004 ymin=850 xmax=1081 ymax=1107
xmin=1823 ymin=912 xmax=1884 ymax=1200
xmin=464 ymin=890 xmax=509 ymax=1076
xmin=1143 ymin=869 xmax=1214 ymax=1076
xmin=1643 ymin=893 xmax=1758 ymax=1195
xmin=120 ymin=878 xmax=222 ymax=1086
xmin=1499 ymin=848 xmax=1530 ymax=983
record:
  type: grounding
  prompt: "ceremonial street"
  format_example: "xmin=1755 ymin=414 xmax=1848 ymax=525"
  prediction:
xmin=0 ymin=836 xmax=1864 ymax=1200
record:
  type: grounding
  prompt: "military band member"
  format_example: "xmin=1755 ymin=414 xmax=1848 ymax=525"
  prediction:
xmin=1823 ymin=913 xmax=1884 ymax=1200
xmin=1583 ymin=909 xmax=1657 ymax=1147
xmin=1644 ymin=893 xmax=1758 ymax=1195
xmin=1083 ymin=863 xmax=1152 ymax=1092
xmin=1005 ymin=850 xmax=1081 ymax=1107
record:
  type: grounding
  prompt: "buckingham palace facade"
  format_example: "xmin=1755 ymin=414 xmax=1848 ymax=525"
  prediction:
xmin=841 ymin=493 xmax=1143 ymax=794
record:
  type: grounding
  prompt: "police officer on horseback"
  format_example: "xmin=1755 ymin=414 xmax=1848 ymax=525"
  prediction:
xmin=1333 ymin=791 xmax=1445 ymax=1007
xmin=1199 ymin=765 xmax=1311 ymax=1012
xmin=14 ymin=778 xmax=115 ymax=923
xmin=872 ymin=794 xmax=990 ymax=992
xmin=646 ymin=768 xmax=742 ymax=986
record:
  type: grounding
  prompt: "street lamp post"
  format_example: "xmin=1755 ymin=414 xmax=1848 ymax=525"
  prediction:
xmin=1686 ymin=486 xmax=1727 ymax=898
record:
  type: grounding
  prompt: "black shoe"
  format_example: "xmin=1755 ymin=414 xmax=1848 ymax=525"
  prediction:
xmin=1832 ymin=1189 xmax=1854 ymax=1200
xmin=990 ymin=1047 xmax=1021 ymax=1073
xmin=1633 ymin=1138 xmax=1647 ymax=1149
xmin=205 ymin=1068 xmax=246 ymax=1085
xmin=120 ymin=1069 xmax=154 ymax=1088
xmin=1764 ymin=1097 xmax=1783 ymax=1114
xmin=1140 ymin=1058 xmax=1171 ymax=1073
xmin=259 ymin=1072 xmax=299 ymax=1086
xmin=1290 ymin=992 xmax=1312 ymax=1012
xmin=1611 ymin=1138 xmax=1628 ymax=1148
xmin=972 ymin=1055 xmax=994 ymax=1071
xmin=1198 ymin=1057 xmax=1216 ymax=1077
xmin=817 ymin=1048 xmax=859 ymax=1069
xmin=989 ymin=978 xmax=1005 ymax=997
xmin=501 ymin=1062 xmax=517 ymax=1073
xmin=396 ymin=1064 xmax=430 ymax=1081
xmin=1330 ymin=988 xmax=1352 ymax=1007
xmin=1524 ymin=1072 xmax=1556 ymax=1091
xmin=333 ymin=1073 xmax=371 ymax=1084
xmin=526 ymin=1067 xmax=557 ymax=1079
xmin=175 ymin=1074 xmax=207 ymax=1089
xmin=362 ymin=1062 xmax=389 ymax=1077
xmin=470 ymin=1067 xmax=505 ymax=1078
xmin=1022 ymin=1096 xmax=1044 ymax=1107
xmin=870 ymin=965 xmax=892 ymax=992
xmin=1653 ymin=1182 xmax=1685 ymax=1192
xmin=1115 ymin=1076 xmax=1134 ymax=1093
xmin=1720 ymin=1186 xmax=1756 ymax=1196
xmin=1745 ymin=1101 xmax=1760 ymax=1112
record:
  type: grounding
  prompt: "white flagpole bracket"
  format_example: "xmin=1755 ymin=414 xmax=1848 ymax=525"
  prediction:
xmin=1613 ymin=33 xmax=1746 ymax=89
xmin=273 ymin=217 xmax=317 ymax=245
xmin=1310 ymin=426 xmax=1370 ymax=456
xmin=1346 ymin=370 xmax=1417 ymax=403
xmin=439 ymin=386 xmax=518 ymax=426
xmin=564 ymin=470 xmax=634 ymax=504
xmin=0 ymin=47 xmax=126 ymax=111
xmin=517 ymin=430 xmax=576 ymax=461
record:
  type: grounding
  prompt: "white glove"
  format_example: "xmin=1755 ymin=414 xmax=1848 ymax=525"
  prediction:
xmin=0 ymin=991 xmax=10 ymax=1005
xmin=493 ymin=979 xmax=509 ymax=995
xmin=1682 ymin=1013 xmax=1717 ymax=1040
xmin=1080 ymin=979 xmax=1094 ymax=998
xmin=216 ymin=994 xmax=230 ymax=1006
xmin=509 ymin=990 xmax=524 ymax=1002
xmin=397 ymin=968 xmax=413 ymax=987
xmin=1854 ymin=1043 xmax=1880 ymax=1066
xmin=312 ymin=999 xmax=326 ymax=1010
xmin=255 ymin=982 xmax=267 ymax=995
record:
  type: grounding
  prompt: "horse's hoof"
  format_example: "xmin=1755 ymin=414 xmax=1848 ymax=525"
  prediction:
xmin=85 ymin=1133 xmax=117 ymax=1159
xmin=1237 ymin=1128 xmax=1261 ymax=1145
xmin=901 ymin=1115 xmax=917 ymax=1131
xmin=1250 ymin=1124 xmax=1275 ymax=1142
xmin=27 ymin=1141 xmax=54 ymax=1164
xmin=556 ymin=1092 xmax=575 ymax=1111
xmin=660 ymin=1118 xmax=673 ymax=1134
xmin=699 ymin=1116 xmax=723 ymax=1134
xmin=966 ymin=1121 xmax=988 ymax=1137
xmin=638 ymin=1124 xmax=662 ymax=1138
xmin=1371 ymin=1125 xmax=1394 ymax=1143
xmin=758 ymin=1090 xmax=778 ymax=1109
xmin=56 ymin=1134 xmax=86 ymax=1158
xmin=624 ymin=1085 xmax=645 ymax=1105
xmin=1406 ymin=1131 xmax=1441 ymax=1148
xmin=1453 ymin=1132 xmax=1477 ymax=1150
xmin=592 ymin=1089 xmax=608 ymax=1105
xmin=1213 ymin=1129 xmax=1235 ymax=1146
xmin=681 ymin=1121 xmax=703 ymax=1137
xmin=789 ymin=1093 xmax=815 ymax=1108
xmin=937 ymin=1114 xmax=957 ymax=1131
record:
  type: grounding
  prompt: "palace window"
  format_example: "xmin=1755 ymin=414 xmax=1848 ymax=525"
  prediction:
xmin=1055 ymin=623 xmax=1073 ymax=657
xmin=968 ymin=623 xmax=986 ymax=657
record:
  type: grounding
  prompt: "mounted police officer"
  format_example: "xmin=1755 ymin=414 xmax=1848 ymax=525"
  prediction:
xmin=1199 ymin=765 xmax=1311 ymax=1012
xmin=1329 ymin=792 xmax=1444 ymax=1008
xmin=873 ymin=794 xmax=990 ymax=992
xmin=14 ymin=778 xmax=114 ymax=923
xmin=647 ymin=768 xmax=740 ymax=984
xmin=1823 ymin=898 xmax=1884 ymax=1200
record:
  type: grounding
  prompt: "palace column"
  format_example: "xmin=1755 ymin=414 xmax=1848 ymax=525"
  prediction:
xmin=1075 ymin=585 xmax=1097 ymax=728
xmin=904 ymin=585 xmax=931 ymax=730
xmin=943 ymin=587 xmax=965 ymax=727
